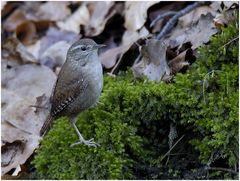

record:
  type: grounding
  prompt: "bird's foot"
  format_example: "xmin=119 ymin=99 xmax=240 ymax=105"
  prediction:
xmin=70 ymin=138 xmax=100 ymax=148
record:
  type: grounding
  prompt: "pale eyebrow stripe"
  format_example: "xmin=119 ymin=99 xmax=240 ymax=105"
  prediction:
xmin=71 ymin=45 xmax=82 ymax=51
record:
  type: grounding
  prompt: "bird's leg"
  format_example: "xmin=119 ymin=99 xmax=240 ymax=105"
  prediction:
xmin=70 ymin=121 xmax=99 ymax=148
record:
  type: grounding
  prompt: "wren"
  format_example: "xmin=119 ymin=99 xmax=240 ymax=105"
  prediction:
xmin=40 ymin=38 xmax=105 ymax=147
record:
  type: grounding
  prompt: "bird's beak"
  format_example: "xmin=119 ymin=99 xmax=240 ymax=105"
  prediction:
xmin=94 ymin=44 xmax=106 ymax=49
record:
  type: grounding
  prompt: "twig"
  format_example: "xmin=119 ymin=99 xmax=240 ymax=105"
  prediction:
xmin=202 ymin=70 xmax=229 ymax=104
xmin=133 ymin=54 xmax=142 ymax=66
xmin=221 ymin=37 xmax=239 ymax=48
xmin=157 ymin=2 xmax=203 ymax=40
xmin=160 ymin=134 xmax=185 ymax=162
xmin=150 ymin=11 xmax=177 ymax=28
xmin=110 ymin=52 xmax=124 ymax=75
xmin=5 ymin=120 xmax=32 ymax=135
xmin=206 ymin=167 xmax=239 ymax=175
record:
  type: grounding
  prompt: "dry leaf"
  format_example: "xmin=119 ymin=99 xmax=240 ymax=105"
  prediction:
xmin=100 ymin=46 xmax=126 ymax=69
xmin=222 ymin=1 xmax=239 ymax=9
xmin=36 ymin=1 xmax=71 ymax=21
xmin=168 ymin=49 xmax=193 ymax=74
xmin=132 ymin=39 xmax=170 ymax=81
xmin=1 ymin=140 xmax=25 ymax=167
xmin=32 ymin=94 xmax=49 ymax=114
xmin=57 ymin=4 xmax=90 ymax=33
xmin=149 ymin=2 xmax=186 ymax=33
xmin=214 ymin=9 xmax=238 ymax=28
xmin=3 ymin=7 xmax=52 ymax=45
xmin=25 ymin=39 xmax=41 ymax=60
xmin=100 ymin=27 xmax=149 ymax=69
xmin=2 ymin=37 xmax=38 ymax=65
xmin=2 ymin=171 xmax=28 ymax=180
xmin=210 ymin=1 xmax=222 ymax=11
xmin=3 ymin=9 xmax=27 ymax=32
xmin=178 ymin=5 xmax=218 ymax=27
xmin=40 ymin=41 xmax=71 ymax=69
xmin=1 ymin=64 xmax=56 ymax=175
xmin=15 ymin=21 xmax=37 ymax=45
xmin=124 ymin=1 xmax=158 ymax=31
xmin=2 ymin=38 xmax=55 ymax=175
xmin=165 ymin=13 xmax=218 ymax=49
xmin=84 ymin=1 xmax=116 ymax=36
xmin=38 ymin=27 xmax=80 ymax=57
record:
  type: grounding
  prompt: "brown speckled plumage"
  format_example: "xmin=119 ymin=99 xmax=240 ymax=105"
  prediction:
xmin=40 ymin=39 xmax=104 ymax=147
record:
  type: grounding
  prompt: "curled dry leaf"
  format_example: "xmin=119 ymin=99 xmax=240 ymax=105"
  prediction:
xmin=132 ymin=39 xmax=170 ymax=82
xmin=36 ymin=1 xmax=71 ymax=21
xmin=124 ymin=1 xmax=159 ymax=31
xmin=100 ymin=27 xmax=149 ymax=69
xmin=168 ymin=49 xmax=194 ymax=74
xmin=15 ymin=20 xmax=37 ymax=45
xmin=214 ymin=9 xmax=238 ymax=29
xmin=57 ymin=4 xmax=90 ymax=33
xmin=3 ymin=7 xmax=52 ymax=45
xmin=39 ymin=27 xmax=80 ymax=56
xmin=165 ymin=13 xmax=218 ymax=49
xmin=84 ymin=1 xmax=116 ymax=36
xmin=2 ymin=37 xmax=38 ymax=65
xmin=1 ymin=64 xmax=56 ymax=175
xmin=40 ymin=41 xmax=71 ymax=69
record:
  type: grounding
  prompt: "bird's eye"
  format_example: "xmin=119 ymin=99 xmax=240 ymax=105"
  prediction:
xmin=81 ymin=46 xmax=87 ymax=51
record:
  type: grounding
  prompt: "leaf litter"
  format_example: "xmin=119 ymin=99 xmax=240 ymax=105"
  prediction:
xmin=1 ymin=1 xmax=238 ymax=178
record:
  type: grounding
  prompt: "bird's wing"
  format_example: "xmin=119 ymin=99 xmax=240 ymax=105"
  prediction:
xmin=51 ymin=65 xmax=87 ymax=116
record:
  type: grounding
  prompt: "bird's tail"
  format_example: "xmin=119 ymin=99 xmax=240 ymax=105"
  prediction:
xmin=40 ymin=114 xmax=54 ymax=136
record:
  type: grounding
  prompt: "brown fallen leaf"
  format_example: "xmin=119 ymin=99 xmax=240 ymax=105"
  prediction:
xmin=38 ymin=27 xmax=80 ymax=57
xmin=3 ymin=9 xmax=27 ymax=32
xmin=84 ymin=1 xmax=116 ymax=36
xmin=1 ymin=171 xmax=29 ymax=180
xmin=1 ymin=140 xmax=25 ymax=167
xmin=1 ymin=2 xmax=21 ymax=18
xmin=124 ymin=1 xmax=159 ymax=31
xmin=1 ymin=64 xmax=56 ymax=175
xmin=36 ymin=1 xmax=71 ymax=21
xmin=40 ymin=41 xmax=71 ymax=69
xmin=168 ymin=49 xmax=194 ymax=74
xmin=132 ymin=39 xmax=170 ymax=82
xmin=15 ymin=20 xmax=37 ymax=45
xmin=177 ymin=5 xmax=218 ymax=27
xmin=165 ymin=13 xmax=218 ymax=49
xmin=214 ymin=9 xmax=239 ymax=29
xmin=149 ymin=2 xmax=186 ymax=33
xmin=2 ymin=37 xmax=38 ymax=65
xmin=100 ymin=27 xmax=149 ymax=69
xmin=100 ymin=46 xmax=126 ymax=69
xmin=57 ymin=4 xmax=90 ymax=33
xmin=3 ymin=6 xmax=52 ymax=45
xmin=2 ymin=39 xmax=56 ymax=175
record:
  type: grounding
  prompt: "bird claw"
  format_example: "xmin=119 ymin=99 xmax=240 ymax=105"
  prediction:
xmin=70 ymin=138 xmax=100 ymax=148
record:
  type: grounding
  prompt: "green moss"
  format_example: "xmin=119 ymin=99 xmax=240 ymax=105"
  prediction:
xmin=33 ymin=20 xmax=238 ymax=179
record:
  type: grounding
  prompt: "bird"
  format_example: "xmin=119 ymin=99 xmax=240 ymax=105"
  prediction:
xmin=40 ymin=38 xmax=105 ymax=148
